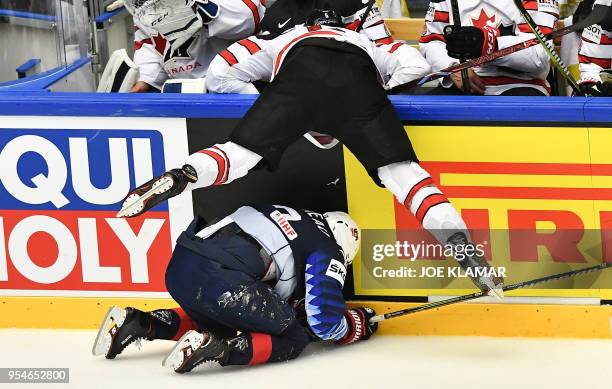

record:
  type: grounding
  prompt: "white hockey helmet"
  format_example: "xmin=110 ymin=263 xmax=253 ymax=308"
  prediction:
xmin=324 ymin=212 xmax=361 ymax=265
xmin=125 ymin=0 xmax=202 ymax=49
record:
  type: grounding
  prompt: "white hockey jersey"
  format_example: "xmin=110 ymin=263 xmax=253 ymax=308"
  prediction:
xmin=205 ymin=25 xmax=431 ymax=93
xmin=578 ymin=0 xmax=612 ymax=84
xmin=419 ymin=0 xmax=559 ymax=95
xmin=133 ymin=0 xmax=266 ymax=89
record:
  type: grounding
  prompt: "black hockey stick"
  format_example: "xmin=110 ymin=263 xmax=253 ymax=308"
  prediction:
xmin=512 ymin=0 xmax=582 ymax=96
xmin=356 ymin=0 xmax=376 ymax=32
xmin=369 ymin=261 xmax=612 ymax=323
xmin=450 ymin=0 xmax=471 ymax=94
xmin=391 ymin=4 xmax=609 ymax=92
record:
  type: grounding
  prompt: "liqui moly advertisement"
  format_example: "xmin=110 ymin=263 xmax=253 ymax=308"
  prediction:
xmin=0 ymin=117 xmax=192 ymax=297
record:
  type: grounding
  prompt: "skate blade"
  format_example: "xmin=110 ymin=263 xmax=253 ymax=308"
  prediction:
xmin=92 ymin=306 xmax=126 ymax=356
xmin=162 ymin=330 xmax=205 ymax=372
xmin=116 ymin=176 xmax=174 ymax=218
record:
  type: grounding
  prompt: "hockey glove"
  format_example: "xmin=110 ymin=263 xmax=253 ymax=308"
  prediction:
xmin=444 ymin=25 xmax=500 ymax=60
xmin=335 ymin=308 xmax=378 ymax=345
xmin=578 ymin=81 xmax=603 ymax=96
xmin=600 ymin=70 xmax=612 ymax=96
xmin=601 ymin=5 xmax=612 ymax=31
xmin=572 ymin=0 xmax=595 ymax=32
xmin=578 ymin=71 xmax=612 ymax=97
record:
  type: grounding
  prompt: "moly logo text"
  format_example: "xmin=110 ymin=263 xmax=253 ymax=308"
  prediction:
xmin=0 ymin=128 xmax=173 ymax=294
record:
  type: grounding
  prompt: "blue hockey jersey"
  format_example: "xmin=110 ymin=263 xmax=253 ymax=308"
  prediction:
xmin=201 ymin=204 xmax=350 ymax=341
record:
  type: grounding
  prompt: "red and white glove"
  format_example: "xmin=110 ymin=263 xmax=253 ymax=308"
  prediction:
xmin=335 ymin=308 xmax=378 ymax=345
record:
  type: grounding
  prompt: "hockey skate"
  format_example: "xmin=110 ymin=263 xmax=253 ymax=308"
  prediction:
xmin=92 ymin=306 xmax=151 ymax=359
xmin=116 ymin=165 xmax=197 ymax=218
xmin=162 ymin=330 xmax=229 ymax=373
xmin=447 ymin=232 xmax=504 ymax=299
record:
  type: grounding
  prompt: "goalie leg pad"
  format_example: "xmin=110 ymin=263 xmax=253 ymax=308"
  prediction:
xmin=184 ymin=141 xmax=262 ymax=190
xmin=97 ymin=49 xmax=139 ymax=93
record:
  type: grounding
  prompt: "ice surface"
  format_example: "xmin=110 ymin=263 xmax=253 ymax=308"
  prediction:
xmin=1 ymin=329 xmax=611 ymax=389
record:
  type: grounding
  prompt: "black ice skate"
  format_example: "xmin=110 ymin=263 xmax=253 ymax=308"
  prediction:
xmin=116 ymin=165 xmax=197 ymax=218
xmin=447 ymin=232 xmax=504 ymax=299
xmin=92 ymin=306 xmax=152 ymax=359
xmin=162 ymin=330 xmax=229 ymax=373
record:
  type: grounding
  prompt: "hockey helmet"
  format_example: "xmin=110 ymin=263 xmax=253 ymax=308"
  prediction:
xmin=324 ymin=212 xmax=361 ymax=265
xmin=125 ymin=0 xmax=202 ymax=50
xmin=305 ymin=9 xmax=344 ymax=28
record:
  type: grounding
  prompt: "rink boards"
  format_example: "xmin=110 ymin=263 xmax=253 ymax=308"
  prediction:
xmin=1 ymin=93 xmax=612 ymax=336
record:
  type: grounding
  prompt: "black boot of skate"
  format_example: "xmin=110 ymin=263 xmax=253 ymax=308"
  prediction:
xmin=447 ymin=232 xmax=504 ymax=297
xmin=163 ymin=331 xmax=230 ymax=373
xmin=116 ymin=164 xmax=197 ymax=218
xmin=92 ymin=306 xmax=153 ymax=359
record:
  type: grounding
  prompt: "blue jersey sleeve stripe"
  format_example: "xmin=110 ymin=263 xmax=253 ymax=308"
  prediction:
xmin=305 ymin=251 xmax=347 ymax=341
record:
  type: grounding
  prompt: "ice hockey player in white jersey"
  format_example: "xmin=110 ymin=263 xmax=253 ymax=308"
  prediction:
xmin=117 ymin=9 xmax=504 ymax=296
xmin=574 ymin=0 xmax=612 ymax=96
xmin=420 ymin=0 xmax=559 ymax=95
xmin=204 ymin=21 xmax=429 ymax=94
xmin=124 ymin=0 xmax=266 ymax=92
xmin=93 ymin=204 xmax=377 ymax=373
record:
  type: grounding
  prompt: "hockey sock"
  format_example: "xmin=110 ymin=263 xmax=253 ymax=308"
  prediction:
xmin=183 ymin=141 xmax=262 ymax=191
xmin=224 ymin=324 xmax=310 ymax=366
xmin=145 ymin=308 xmax=198 ymax=340
xmin=378 ymin=161 xmax=470 ymax=244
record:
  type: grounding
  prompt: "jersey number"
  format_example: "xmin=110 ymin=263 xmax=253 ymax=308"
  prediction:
xmin=273 ymin=205 xmax=302 ymax=221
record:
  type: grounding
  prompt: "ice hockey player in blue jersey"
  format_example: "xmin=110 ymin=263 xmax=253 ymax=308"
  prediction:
xmin=93 ymin=204 xmax=376 ymax=373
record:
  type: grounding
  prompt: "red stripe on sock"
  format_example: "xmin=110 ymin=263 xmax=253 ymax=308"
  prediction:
xmin=403 ymin=177 xmax=434 ymax=208
xmin=249 ymin=333 xmax=272 ymax=365
xmin=199 ymin=149 xmax=226 ymax=185
xmin=171 ymin=308 xmax=199 ymax=341
xmin=211 ymin=146 xmax=230 ymax=184
xmin=415 ymin=194 xmax=449 ymax=224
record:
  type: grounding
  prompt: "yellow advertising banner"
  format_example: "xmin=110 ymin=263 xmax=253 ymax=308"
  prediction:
xmin=346 ymin=125 xmax=612 ymax=298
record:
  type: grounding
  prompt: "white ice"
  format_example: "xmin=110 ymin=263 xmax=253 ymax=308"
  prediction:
xmin=1 ymin=329 xmax=611 ymax=389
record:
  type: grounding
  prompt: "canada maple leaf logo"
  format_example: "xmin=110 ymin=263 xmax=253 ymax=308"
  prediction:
xmin=471 ymin=8 xmax=497 ymax=28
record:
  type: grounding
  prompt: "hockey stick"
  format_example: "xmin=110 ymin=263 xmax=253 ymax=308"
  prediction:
xmin=369 ymin=261 xmax=612 ymax=323
xmin=450 ymin=0 xmax=471 ymax=94
xmin=511 ymin=0 xmax=582 ymax=96
xmin=355 ymin=0 xmax=376 ymax=32
xmin=392 ymin=5 xmax=609 ymax=92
